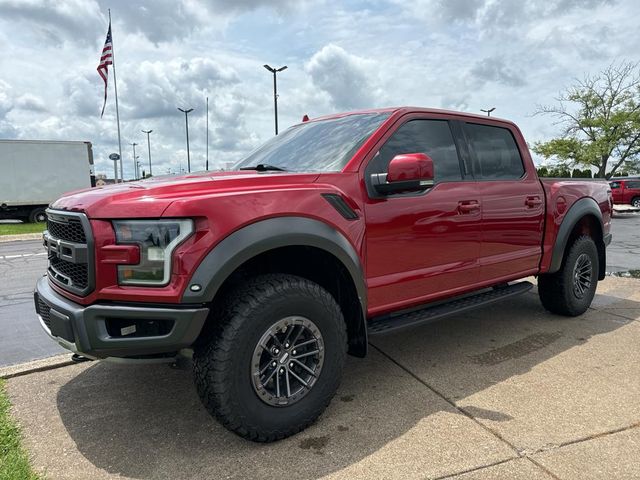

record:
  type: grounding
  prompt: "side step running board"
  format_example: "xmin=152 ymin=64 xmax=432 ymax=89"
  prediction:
xmin=368 ymin=281 xmax=533 ymax=336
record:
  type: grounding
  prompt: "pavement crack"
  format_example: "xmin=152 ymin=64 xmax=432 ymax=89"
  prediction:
xmin=429 ymin=457 xmax=515 ymax=480
xmin=370 ymin=343 xmax=523 ymax=455
xmin=372 ymin=343 xmax=567 ymax=479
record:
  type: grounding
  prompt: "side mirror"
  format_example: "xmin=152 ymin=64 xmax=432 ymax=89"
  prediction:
xmin=371 ymin=153 xmax=434 ymax=195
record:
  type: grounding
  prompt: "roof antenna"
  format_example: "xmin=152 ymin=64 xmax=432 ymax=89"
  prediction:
xmin=302 ymin=114 xmax=310 ymax=122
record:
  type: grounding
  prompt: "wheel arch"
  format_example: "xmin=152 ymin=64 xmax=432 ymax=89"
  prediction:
xmin=183 ymin=217 xmax=368 ymax=357
xmin=548 ymin=197 xmax=606 ymax=280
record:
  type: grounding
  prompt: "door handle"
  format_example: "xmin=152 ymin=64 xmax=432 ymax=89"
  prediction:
xmin=525 ymin=196 xmax=543 ymax=208
xmin=458 ymin=200 xmax=480 ymax=214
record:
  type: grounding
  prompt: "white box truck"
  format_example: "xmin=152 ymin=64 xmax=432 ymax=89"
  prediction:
xmin=0 ymin=140 xmax=95 ymax=222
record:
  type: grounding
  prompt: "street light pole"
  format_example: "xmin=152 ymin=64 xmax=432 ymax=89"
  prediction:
xmin=480 ymin=107 xmax=496 ymax=117
xmin=263 ymin=64 xmax=287 ymax=135
xmin=178 ymin=107 xmax=194 ymax=172
xmin=141 ymin=129 xmax=153 ymax=177
xmin=130 ymin=142 xmax=138 ymax=180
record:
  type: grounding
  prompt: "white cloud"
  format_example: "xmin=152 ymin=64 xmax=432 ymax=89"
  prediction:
xmin=0 ymin=0 xmax=638 ymax=177
xmin=305 ymin=44 xmax=382 ymax=110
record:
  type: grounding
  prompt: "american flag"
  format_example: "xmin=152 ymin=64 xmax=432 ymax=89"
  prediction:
xmin=97 ymin=22 xmax=113 ymax=117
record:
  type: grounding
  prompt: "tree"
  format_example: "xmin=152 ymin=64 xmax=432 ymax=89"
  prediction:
xmin=533 ymin=62 xmax=640 ymax=179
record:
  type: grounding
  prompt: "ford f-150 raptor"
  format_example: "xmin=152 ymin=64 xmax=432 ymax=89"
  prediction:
xmin=35 ymin=107 xmax=612 ymax=441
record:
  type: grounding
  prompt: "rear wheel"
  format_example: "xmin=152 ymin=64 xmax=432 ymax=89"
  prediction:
xmin=538 ymin=235 xmax=598 ymax=316
xmin=632 ymin=197 xmax=640 ymax=208
xmin=28 ymin=207 xmax=47 ymax=223
xmin=193 ymin=274 xmax=347 ymax=442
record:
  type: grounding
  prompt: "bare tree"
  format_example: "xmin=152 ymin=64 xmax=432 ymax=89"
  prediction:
xmin=533 ymin=62 xmax=640 ymax=178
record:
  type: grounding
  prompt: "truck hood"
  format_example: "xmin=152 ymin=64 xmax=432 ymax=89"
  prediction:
xmin=51 ymin=170 xmax=320 ymax=218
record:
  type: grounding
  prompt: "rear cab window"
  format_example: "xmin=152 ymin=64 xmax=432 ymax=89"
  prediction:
xmin=464 ymin=123 xmax=525 ymax=180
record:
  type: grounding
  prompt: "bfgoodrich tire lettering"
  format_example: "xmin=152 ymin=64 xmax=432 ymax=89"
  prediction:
xmin=193 ymin=274 xmax=347 ymax=442
xmin=538 ymin=235 xmax=599 ymax=316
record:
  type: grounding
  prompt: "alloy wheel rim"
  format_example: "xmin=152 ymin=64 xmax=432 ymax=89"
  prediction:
xmin=251 ymin=316 xmax=324 ymax=407
xmin=572 ymin=253 xmax=592 ymax=299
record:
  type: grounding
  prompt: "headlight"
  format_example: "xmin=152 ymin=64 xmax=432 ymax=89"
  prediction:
xmin=113 ymin=219 xmax=193 ymax=286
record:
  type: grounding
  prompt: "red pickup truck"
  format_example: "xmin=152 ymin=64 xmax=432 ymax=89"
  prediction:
xmin=35 ymin=107 xmax=612 ymax=441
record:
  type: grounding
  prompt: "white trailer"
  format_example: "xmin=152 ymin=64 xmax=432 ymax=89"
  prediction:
xmin=0 ymin=140 xmax=95 ymax=222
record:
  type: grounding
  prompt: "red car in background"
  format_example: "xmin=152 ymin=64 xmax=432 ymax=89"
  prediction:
xmin=609 ymin=178 xmax=640 ymax=207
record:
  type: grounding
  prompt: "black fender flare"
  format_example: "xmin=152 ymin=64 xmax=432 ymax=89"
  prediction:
xmin=182 ymin=216 xmax=368 ymax=355
xmin=548 ymin=197 xmax=605 ymax=277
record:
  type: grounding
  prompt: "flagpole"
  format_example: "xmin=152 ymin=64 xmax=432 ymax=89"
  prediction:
xmin=206 ymin=95 xmax=209 ymax=171
xmin=109 ymin=9 xmax=124 ymax=182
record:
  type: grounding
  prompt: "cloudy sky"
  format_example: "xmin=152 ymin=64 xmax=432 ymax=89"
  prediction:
xmin=0 ymin=0 xmax=638 ymax=178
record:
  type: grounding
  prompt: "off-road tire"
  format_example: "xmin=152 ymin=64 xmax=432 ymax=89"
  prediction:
xmin=538 ymin=235 xmax=599 ymax=316
xmin=193 ymin=274 xmax=347 ymax=442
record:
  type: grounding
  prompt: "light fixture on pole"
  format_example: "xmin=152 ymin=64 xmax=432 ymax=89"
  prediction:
xmin=141 ymin=129 xmax=153 ymax=177
xmin=480 ymin=107 xmax=496 ymax=117
xmin=130 ymin=142 xmax=138 ymax=179
xmin=263 ymin=64 xmax=287 ymax=135
xmin=178 ymin=107 xmax=194 ymax=172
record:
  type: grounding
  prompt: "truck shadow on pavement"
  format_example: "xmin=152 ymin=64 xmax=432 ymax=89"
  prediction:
xmin=55 ymin=289 xmax=637 ymax=479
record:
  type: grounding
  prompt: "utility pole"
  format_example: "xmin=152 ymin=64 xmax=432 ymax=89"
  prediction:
xmin=480 ymin=107 xmax=496 ymax=117
xmin=130 ymin=142 xmax=138 ymax=179
xmin=205 ymin=96 xmax=209 ymax=171
xmin=263 ymin=64 xmax=287 ymax=135
xmin=178 ymin=107 xmax=194 ymax=172
xmin=141 ymin=129 xmax=153 ymax=177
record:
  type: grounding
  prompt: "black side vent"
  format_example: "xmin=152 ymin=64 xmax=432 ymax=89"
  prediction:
xmin=322 ymin=194 xmax=359 ymax=220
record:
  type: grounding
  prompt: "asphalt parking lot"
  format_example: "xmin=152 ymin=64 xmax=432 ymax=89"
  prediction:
xmin=5 ymin=276 xmax=640 ymax=479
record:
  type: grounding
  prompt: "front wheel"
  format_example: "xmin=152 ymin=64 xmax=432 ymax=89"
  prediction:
xmin=193 ymin=274 xmax=347 ymax=442
xmin=538 ymin=235 xmax=599 ymax=316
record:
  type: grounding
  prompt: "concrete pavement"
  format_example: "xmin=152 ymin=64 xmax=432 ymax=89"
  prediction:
xmin=5 ymin=276 xmax=640 ymax=479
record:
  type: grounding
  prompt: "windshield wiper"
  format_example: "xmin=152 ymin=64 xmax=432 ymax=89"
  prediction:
xmin=239 ymin=164 xmax=288 ymax=172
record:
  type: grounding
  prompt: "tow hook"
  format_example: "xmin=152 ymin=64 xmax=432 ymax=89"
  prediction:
xmin=71 ymin=354 xmax=92 ymax=363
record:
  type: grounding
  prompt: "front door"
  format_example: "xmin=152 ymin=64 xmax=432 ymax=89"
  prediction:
xmin=364 ymin=117 xmax=481 ymax=316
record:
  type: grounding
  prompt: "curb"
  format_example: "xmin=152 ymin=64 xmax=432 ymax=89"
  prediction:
xmin=0 ymin=354 xmax=75 ymax=380
xmin=0 ymin=233 xmax=43 ymax=243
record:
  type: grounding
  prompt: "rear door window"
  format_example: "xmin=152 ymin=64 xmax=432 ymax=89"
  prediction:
xmin=625 ymin=181 xmax=640 ymax=189
xmin=464 ymin=123 xmax=525 ymax=180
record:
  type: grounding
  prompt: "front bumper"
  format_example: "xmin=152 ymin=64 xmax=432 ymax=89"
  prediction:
xmin=34 ymin=276 xmax=209 ymax=359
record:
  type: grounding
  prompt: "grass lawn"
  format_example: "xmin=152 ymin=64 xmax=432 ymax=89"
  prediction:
xmin=0 ymin=379 xmax=41 ymax=479
xmin=0 ymin=223 xmax=45 ymax=236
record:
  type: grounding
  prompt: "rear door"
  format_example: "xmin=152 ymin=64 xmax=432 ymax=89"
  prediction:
xmin=623 ymin=180 xmax=640 ymax=206
xmin=462 ymin=121 xmax=545 ymax=282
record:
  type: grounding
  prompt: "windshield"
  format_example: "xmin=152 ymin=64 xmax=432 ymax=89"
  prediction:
xmin=234 ymin=112 xmax=390 ymax=172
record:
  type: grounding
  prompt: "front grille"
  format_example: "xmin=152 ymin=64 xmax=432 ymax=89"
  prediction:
xmin=38 ymin=298 xmax=52 ymax=330
xmin=45 ymin=210 xmax=93 ymax=296
xmin=47 ymin=217 xmax=86 ymax=243
xmin=50 ymin=256 xmax=89 ymax=289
